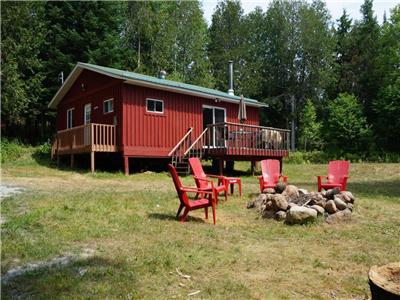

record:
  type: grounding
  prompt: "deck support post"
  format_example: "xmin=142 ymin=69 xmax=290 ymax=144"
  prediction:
xmin=251 ymin=161 xmax=255 ymax=176
xmin=90 ymin=152 xmax=95 ymax=173
xmin=279 ymin=157 xmax=283 ymax=174
xmin=70 ymin=154 xmax=75 ymax=168
xmin=124 ymin=156 xmax=129 ymax=176
xmin=218 ymin=159 xmax=224 ymax=175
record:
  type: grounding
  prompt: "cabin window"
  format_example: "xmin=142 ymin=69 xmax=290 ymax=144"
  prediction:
xmin=146 ymin=98 xmax=164 ymax=114
xmin=103 ymin=98 xmax=114 ymax=114
xmin=67 ymin=108 xmax=74 ymax=129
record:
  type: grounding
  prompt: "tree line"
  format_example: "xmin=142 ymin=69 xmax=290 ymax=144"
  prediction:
xmin=1 ymin=0 xmax=399 ymax=155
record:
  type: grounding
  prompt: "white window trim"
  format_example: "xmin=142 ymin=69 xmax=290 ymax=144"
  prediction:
xmin=146 ymin=98 xmax=164 ymax=114
xmin=103 ymin=98 xmax=114 ymax=114
xmin=67 ymin=108 xmax=74 ymax=129
xmin=84 ymin=103 xmax=91 ymax=125
xmin=202 ymin=105 xmax=227 ymax=148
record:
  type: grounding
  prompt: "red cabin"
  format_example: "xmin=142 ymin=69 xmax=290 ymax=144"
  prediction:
xmin=49 ymin=62 xmax=290 ymax=174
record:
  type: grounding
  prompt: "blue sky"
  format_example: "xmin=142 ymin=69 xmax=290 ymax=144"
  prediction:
xmin=201 ymin=0 xmax=399 ymax=24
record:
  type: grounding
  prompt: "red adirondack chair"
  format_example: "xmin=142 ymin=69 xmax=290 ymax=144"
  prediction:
xmin=168 ymin=164 xmax=216 ymax=224
xmin=258 ymin=159 xmax=288 ymax=193
xmin=317 ymin=160 xmax=350 ymax=192
xmin=188 ymin=157 xmax=227 ymax=202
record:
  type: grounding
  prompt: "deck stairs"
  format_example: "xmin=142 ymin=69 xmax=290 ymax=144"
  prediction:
xmin=169 ymin=127 xmax=208 ymax=175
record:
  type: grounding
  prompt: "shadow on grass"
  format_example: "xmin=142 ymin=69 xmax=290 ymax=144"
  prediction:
xmin=1 ymin=256 xmax=135 ymax=299
xmin=148 ymin=212 xmax=206 ymax=223
xmin=291 ymin=180 xmax=400 ymax=200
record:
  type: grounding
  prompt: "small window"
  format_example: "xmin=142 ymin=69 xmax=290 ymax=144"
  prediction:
xmin=146 ymin=98 xmax=164 ymax=113
xmin=103 ymin=98 xmax=114 ymax=114
xmin=67 ymin=108 xmax=74 ymax=129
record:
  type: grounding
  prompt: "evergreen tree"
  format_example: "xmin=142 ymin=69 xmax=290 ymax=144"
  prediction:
xmin=373 ymin=5 xmax=400 ymax=151
xmin=42 ymin=1 xmax=125 ymax=102
xmin=350 ymin=0 xmax=381 ymax=121
xmin=298 ymin=99 xmax=323 ymax=150
xmin=208 ymin=0 xmax=245 ymax=93
xmin=123 ymin=1 xmax=212 ymax=86
xmin=334 ymin=10 xmax=355 ymax=95
xmin=325 ymin=93 xmax=372 ymax=153
xmin=1 ymin=2 xmax=46 ymax=142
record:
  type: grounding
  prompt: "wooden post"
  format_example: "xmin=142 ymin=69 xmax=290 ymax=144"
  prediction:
xmin=124 ymin=156 xmax=129 ymax=176
xmin=71 ymin=154 xmax=74 ymax=168
xmin=279 ymin=157 xmax=283 ymax=174
xmin=219 ymin=159 xmax=224 ymax=175
xmin=90 ymin=152 xmax=95 ymax=173
xmin=251 ymin=161 xmax=255 ymax=176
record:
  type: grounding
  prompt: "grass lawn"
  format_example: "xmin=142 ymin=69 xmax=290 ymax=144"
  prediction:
xmin=1 ymin=152 xmax=399 ymax=299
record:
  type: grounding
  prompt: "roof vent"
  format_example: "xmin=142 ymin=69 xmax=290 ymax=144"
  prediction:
xmin=228 ymin=61 xmax=234 ymax=95
xmin=159 ymin=70 xmax=167 ymax=79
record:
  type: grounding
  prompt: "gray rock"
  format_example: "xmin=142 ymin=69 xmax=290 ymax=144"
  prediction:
xmin=311 ymin=205 xmax=325 ymax=215
xmin=262 ymin=210 xmax=275 ymax=219
xmin=341 ymin=191 xmax=355 ymax=203
xmin=263 ymin=188 xmax=276 ymax=194
xmin=274 ymin=182 xmax=287 ymax=194
xmin=265 ymin=201 xmax=273 ymax=211
xmin=298 ymin=189 xmax=308 ymax=195
xmin=286 ymin=206 xmax=318 ymax=225
xmin=274 ymin=211 xmax=287 ymax=221
xmin=333 ymin=197 xmax=347 ymax=210
xmin=284 ymin=185 xmax=299 ymax=198
xmin=347 ymin=203 xmax=354 ymax=211
xmin=320 ymin=190 xmax=327 ymax=197
xmin=271 ymin=194 xmax=288 ymax=211
xmin=315 ymin=199 xmax=326 ymax=208
xmin=256 ymin=194 xmax=267 ymax=202
xmin=325 ymin=200 xmax=337 ymax=214
xmin=287 ymin=202 xmax=298 ymax=209
xmin=325 ymin=188 xmax=340 ymax=200
xmin=326 ymin=208 xmax=352 ymax=224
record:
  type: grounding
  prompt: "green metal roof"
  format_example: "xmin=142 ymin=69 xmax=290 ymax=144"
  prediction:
xmin=79 ymin=62 xmax=264 ymax=105
xmin=48 ymin=62 xmax=267 ymax=109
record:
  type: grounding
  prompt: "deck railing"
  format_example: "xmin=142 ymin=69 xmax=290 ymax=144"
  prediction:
xmin=53 ymin=123 xmax=118 ymax=155
xmin=206 ymin=122 xmax=290 ymax=154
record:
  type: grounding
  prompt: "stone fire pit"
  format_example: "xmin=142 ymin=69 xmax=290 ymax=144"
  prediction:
xmin=247 ymin=184 xmax=355 ymax=225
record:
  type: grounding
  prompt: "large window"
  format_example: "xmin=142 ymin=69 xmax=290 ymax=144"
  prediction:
xmin=67 ymin=108 xmax=74 ymax=129
xmin=103 ymin=98 xmax=114 ymax=114
xmin=146 ymin=98 xmax=164 ymax=114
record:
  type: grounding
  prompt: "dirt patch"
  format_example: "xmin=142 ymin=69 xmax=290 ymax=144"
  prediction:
xmin=2 ymin=248 xmax=95 ymax=284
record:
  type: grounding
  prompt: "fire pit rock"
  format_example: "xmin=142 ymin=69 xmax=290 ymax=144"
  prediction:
xmin=248 ymin=185 xmax=356 ymax=225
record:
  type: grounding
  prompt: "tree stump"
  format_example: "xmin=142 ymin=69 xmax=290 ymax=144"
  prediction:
xmin=369 ymin=262 xmax=400 ymax=300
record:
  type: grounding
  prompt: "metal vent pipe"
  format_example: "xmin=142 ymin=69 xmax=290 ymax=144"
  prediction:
xmin=228 ymin=61 xmax=234 ymax=95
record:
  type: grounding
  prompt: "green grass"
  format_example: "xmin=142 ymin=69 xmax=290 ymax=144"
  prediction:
xmin=1 ymin=152 xmax=400 ymax=299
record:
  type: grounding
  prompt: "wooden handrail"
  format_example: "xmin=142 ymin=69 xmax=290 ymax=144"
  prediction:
xmin=168 ymin=127 xmax=193 ymax=156
xmin=210 ymin=122 xmax=291 ymax=132
xmin=184 ymin=127 xmax=208 ymax=156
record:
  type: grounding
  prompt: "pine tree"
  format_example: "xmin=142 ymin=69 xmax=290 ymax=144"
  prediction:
xmin=123 ymin=1 xmax=212 ymax=86
xmin=208 ymin=0 xmax=245 ymax=93
xmin=325 ymin=93 xmax=372 ymax=153
xmin=1 ymin=2 xmax=46 ymax=142
xmin=351 ymin=0 xmax=381 ymax=121
xmin=42 ymin=1 xmax=125 ymax=101
xmin=334 ymin=10 xmax=355 ymax=95
xmin=373 ymin=5 xmax=400 ymax=151
xmin=298 ymin=99 xmax=323 ymax=150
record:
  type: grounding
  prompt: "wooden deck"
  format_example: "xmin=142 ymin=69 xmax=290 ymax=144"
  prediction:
xmin=52 ymin=123 xmax=118 ymax=172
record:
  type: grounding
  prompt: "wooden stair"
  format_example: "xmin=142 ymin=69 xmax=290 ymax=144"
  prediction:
xmin=169 ymin=127 xmax=208 ymax=175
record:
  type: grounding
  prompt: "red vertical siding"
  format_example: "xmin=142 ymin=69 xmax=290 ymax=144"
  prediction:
xmin=121 ymin=84 xmax=260 ymax=157
xmin=56 ymin=70 xmax=123 ymax=145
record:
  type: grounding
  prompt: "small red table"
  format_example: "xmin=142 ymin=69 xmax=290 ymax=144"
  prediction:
xmin=219 ymin=177 xmax=242 ymax=196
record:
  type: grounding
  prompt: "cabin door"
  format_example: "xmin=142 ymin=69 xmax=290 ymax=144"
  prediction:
xmin=84 ymin=103 xmax=91 ymax=145
xmin=203 ymin=106 xmax=226 ymax=148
